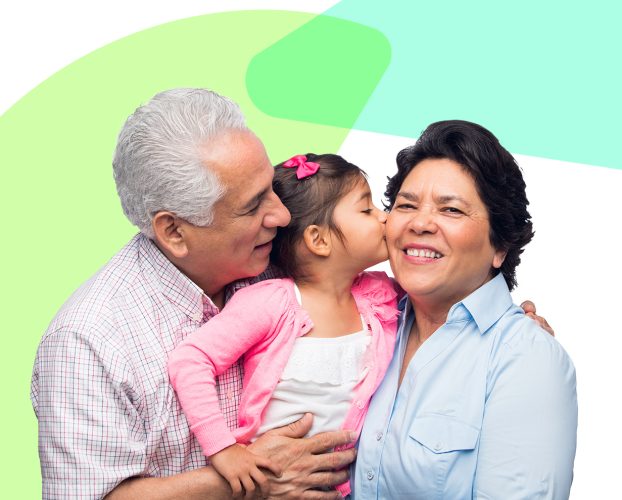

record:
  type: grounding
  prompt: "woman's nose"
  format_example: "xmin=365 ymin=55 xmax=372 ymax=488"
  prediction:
xmin=407 ymin=208 xmax=437 ymax=234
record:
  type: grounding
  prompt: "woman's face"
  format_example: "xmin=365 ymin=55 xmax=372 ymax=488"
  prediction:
xmin=386 ymin=158 xmax=506 ymax=308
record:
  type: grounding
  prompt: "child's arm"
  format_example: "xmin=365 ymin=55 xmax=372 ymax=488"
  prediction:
xmin=168 ymin=281 xmax=286 ymax=456
xmin=210 ymin=443 xmax=281 ymax=499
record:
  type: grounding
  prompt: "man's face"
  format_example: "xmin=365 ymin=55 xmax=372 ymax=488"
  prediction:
xmin=181 ymin=130 xmax=291 ymax=296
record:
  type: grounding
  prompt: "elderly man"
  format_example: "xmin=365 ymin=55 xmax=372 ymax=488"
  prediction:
xmin=31 ymin=89 xmax=355 ymax=499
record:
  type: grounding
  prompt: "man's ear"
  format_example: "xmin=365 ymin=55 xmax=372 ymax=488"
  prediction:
xmin=302 ymin=225 xmax=332 ymax=257
xmin=152 ymin=211 xmax=189 ymax=259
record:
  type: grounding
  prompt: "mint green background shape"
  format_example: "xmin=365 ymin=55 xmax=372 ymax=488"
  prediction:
xmin=312 ymin=0 xmax=619 ymax=170
xmin=0 ymin=11 xmax=384 ymax=497
xmin=246 ymin=14 xmax=390 ymax=129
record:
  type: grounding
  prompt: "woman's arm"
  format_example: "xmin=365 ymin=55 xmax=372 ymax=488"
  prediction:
xmin=473 ymin=323 xmax=577 ymax=498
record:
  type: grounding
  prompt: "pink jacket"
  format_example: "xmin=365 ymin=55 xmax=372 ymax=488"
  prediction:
xmin=168 ymin=272 xmax=400 ymax=494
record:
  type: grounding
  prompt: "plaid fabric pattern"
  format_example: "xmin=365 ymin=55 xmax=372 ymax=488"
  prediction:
xmin=31 ymin=234 xmax=282 ymax=499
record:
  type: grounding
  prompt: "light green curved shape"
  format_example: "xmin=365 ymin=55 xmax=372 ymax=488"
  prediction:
xmin=0 ymin=10 xmax=361 ymax=496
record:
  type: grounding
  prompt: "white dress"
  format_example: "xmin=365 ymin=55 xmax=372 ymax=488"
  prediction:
xmin=256 ymin=287 xmax=371 ymax=437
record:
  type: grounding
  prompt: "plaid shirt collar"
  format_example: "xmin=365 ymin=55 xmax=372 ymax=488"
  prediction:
xmin=137 ymin=234 xmax=220 ymax=322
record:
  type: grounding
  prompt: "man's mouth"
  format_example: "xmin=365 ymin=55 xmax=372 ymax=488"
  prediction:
xmin=255 ymin=240 xmax=273 ymax=251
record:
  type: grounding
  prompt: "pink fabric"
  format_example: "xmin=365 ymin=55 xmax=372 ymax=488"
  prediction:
xmin=283 ymin=154 xmax=321 ymax=179
xmin=168 ymin=271 xmax=400 ymax=496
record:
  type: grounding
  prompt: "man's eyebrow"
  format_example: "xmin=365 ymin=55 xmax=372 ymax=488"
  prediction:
xmin=241 ymin=187 xmax=270 ymax=211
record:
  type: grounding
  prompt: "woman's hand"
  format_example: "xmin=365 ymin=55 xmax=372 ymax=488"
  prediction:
xmin=247 ymin=413 xmax=357 ymax=499
xmin=520 ymin=300 xmax=554 ymax=336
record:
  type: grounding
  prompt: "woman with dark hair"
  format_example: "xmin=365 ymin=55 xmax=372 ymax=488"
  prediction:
xmin=353 ymin=121 xmax=577 ymax=498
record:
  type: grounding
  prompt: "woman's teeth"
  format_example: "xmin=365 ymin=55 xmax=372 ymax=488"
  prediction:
xmin=405 ymin=248 xmax=442 ymax=258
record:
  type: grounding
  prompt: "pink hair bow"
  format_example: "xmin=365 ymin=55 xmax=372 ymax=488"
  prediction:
xmin=283 ymin=155 xmax=320 ymax=179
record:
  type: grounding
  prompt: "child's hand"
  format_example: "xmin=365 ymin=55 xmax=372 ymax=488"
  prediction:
xmin=210 ymin=443 xmax=281 ymax=499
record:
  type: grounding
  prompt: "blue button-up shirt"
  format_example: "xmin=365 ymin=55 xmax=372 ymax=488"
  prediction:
xmin=353 ymin=274 xmax=577 ymax=499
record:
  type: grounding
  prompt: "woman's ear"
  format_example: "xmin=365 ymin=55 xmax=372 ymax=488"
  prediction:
xmin=302 ymin=225 xmax=332 ymax=257
xmin=492 ymin=248 xmax=507 ymax=269
xmin=152 ymin=211 xmax=190 ymax=259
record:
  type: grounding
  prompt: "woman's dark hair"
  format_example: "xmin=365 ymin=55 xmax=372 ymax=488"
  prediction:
xmin=271 ymin=153 xmax=366 ymax=280
xmin=385 ymin=120 xmax=534 ymax=291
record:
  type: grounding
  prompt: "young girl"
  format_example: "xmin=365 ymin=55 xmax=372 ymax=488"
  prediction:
xmin=168 ymin=154 xmax=400 ymax=498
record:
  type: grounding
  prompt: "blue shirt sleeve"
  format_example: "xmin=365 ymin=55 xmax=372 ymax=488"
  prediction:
xmin=473 ymin=319 xmax=578 ymax=499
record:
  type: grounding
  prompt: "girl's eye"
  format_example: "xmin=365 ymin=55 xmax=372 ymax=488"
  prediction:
xmin=362 ymin=208 xmax=373 ymax=214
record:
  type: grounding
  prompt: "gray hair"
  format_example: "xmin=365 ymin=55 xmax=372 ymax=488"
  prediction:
xmin=113 ymin=88 xmax=248 ymax=238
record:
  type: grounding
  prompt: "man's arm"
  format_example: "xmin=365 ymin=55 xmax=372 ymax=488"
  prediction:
xmin=32 ymin=329 xmax=151 ymax=498
xmin=106 ymin=414 xmax=356 ymax=500
xmin=105 ymin=467 xmax=231 ymax=500
xmin=520 ymin=300 xmax=554 ymax=335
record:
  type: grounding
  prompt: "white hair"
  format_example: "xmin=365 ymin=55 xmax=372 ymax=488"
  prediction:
xmin=112 ymin=88 xmax=248 ymax=238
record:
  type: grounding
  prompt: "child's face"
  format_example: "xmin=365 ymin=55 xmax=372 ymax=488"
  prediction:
xmin=330 ymin=178 xmax=389 ymax=272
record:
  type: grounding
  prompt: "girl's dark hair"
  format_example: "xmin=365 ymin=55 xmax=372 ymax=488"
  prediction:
xmin=271 ymin=153 xmax=366 ymax=280
xmin=385 ymin=120 xmax=534 ymax=291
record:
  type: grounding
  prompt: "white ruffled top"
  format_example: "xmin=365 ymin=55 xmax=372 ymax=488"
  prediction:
xmin=256 ymin=287 xmax=371 ymax=437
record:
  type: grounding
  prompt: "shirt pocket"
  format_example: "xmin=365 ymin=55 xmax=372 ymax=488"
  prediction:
xmin=408 ymin=414 xmax=480 ymax=454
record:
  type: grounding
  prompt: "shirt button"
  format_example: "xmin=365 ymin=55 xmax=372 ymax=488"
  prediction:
xmin=226 ymin=391 xmax=234 ymax=401
xmin=434 ymin=442 xmax=442 ymax=451
xmin=376 ymin=432 xmax=383 ymax=441
xmin=356 ymin=400 xmax=365 ymax=409
xmin=367 ymin=470 xmax=374 ymax=480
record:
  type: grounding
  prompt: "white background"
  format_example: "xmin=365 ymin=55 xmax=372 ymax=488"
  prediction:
xmin=3 ymin=1 xmax=620 ymax=498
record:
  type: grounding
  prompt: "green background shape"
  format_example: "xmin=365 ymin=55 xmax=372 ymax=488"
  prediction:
xmin=246 ymin=14 xmax=391 ymax=129
xmin=249 ymin=0 xmax=622 ymax=170
xmin=0 ymin=10 xmax=387 ymax=496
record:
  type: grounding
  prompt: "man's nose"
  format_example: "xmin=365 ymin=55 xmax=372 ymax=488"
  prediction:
xmin=264 ymin=192 xmax=291 ymax=228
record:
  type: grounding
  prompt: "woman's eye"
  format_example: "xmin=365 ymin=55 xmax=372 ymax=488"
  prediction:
xmin=442 ymin=207 xmax=463 ymax=214
xmin=396 ymin=203 xmax=417 ymax=210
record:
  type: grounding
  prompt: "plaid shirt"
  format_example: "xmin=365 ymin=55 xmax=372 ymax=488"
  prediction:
xmin=31 ymin=234 xmax=281 ymax=499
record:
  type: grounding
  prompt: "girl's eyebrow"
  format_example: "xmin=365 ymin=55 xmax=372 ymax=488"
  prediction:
xmin=357 ymin=190 xmax=372 ymax=202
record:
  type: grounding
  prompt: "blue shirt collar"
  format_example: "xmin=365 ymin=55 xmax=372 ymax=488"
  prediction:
xmin=400 ymin=273 xmax=513 ymax=336
xmin=454 ymin=273 xmax=513 ymax=335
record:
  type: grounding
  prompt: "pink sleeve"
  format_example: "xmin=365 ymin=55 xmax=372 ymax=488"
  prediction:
xmin=167 ymin=281 xmax=285 ymax=457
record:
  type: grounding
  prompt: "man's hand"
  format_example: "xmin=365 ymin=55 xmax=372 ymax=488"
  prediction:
xmin=521 ymin=300 xmax=554 ymax=336
xmin=247 ymin=413 xmax=357 ymax=499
